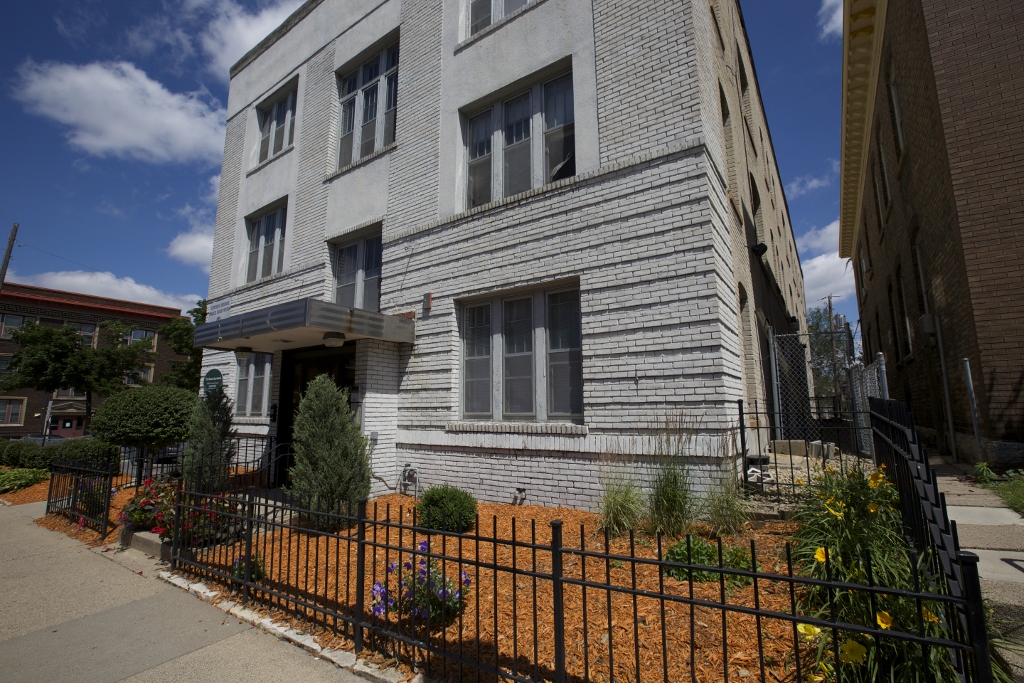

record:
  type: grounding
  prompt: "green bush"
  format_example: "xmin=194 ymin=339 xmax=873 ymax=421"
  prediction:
xmin=664 ymin=536 xmax=757 ymax=591
xmin=5 ymin=441 xmax=48 ymax=469
xmin=416 ymin=484 xmax=478 ymax=533
xmin=0 ymin=468 xmax=49 ymax=494
xmin=647 ymin=458 xmax=695 ymax=537
xmin=119 ymin=478 xmax=175 ymax=532
xmin=0 ymin=440 xmax=11 ymax=466
xmin=90 ymin=385 xmax=199 ymax=448
xmin=48 ymin=439 xmax=120 ymax=468
xmin=600 ymin=469 xmax=645 ymax=534
xmin=289 ymin=375 xmax=371 ymax=527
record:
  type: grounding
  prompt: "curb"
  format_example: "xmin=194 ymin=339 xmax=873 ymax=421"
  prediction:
xmin=158 ymin=571 xmax=423 ymax=683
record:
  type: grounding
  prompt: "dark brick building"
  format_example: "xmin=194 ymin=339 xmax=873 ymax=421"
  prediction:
xmin=838 ymin=0 xmax=1024 ymax=464
xmin=0 ymin=283 xmax=185 ymax=439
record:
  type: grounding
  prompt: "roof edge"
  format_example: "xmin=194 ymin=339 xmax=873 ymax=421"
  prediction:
xmin=229 ymin=0 xmax=329 ymax=79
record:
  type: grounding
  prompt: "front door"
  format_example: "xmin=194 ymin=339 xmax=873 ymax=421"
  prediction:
xmin=277 ymin=345 xmax=358 ymax=446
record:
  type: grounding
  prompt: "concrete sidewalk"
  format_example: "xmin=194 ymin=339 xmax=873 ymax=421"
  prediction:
xmin=0 ymin=501 xmax=360 ymax=683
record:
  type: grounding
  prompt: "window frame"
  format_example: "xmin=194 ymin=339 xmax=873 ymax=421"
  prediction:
xmin=67 ymin=321 xmax=97 ymax=348
xmin=886 ymin=62 xmax=905 ymax=158
xmin=246 ymin=205 xmax=288 ymax=284
xmin=460 ymin=285 xmax=583 ymax=423
xmin=0 ymin=397 xmax=25 ymax=426
xmin=333 ymin=233 xmax=383 ymax=313
xmin=257 ymin=87 xmax=297 ymax=164
xmin=464 ymin=70 xmax=576 ymax=210
xmin=125 ymin=364 xmax=154 ymax=387
xmin=236 ymin=353 xmax=273 ymax=418
xmin=467 ymin=0 xmax=535 ymax=37
xmin=0 ymin=314 xmax=34 ymax=340
xmin=337 ymin=44 xmax=399 ymax=169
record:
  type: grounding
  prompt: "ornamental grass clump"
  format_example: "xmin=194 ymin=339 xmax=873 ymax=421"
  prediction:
xmin=371 ymin=540 xmax=472 ymax=628
xmin=599 ymin=468 xmax=645 ymax=535
xmin=646 ymin=413 xmax=698 ymax=537
xmin=791 ymin=466 xmax=957 ymax=682
xmin=416 ymin=484 xmax=478 ymax=533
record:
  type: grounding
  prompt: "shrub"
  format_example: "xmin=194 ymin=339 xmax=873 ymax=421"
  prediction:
xmin=0 ymin=468 xmax=49 ymax=494
xmin=702 ymin=475 xmax=749 ymax=536
xmin=664 ymin=536 xmax=757 ymax=591
xmin=371 ymin=540 xmax=472 ymax=627
xmin=0 ymin=440 xmax=11 ymax=466
xmin=5 ymin=441 xmax=48 ymax=469
xmin=90 ymin=385 xmax=199 ymax=448
xmin=48 ymin=439 xmax=120 ymax=468
xmin=231 ymin=553 xmax=266 ymax=582
xmin=289 ymin=375 xmax=371 ymax=526
xmin=600 ymin=469 xmax=645 ymax=534
xmin=647 ymin=458 xmax=695 ymax=537
xmin=182 ymin=386 xmax=236 ymax=492
xmin=417 ymin=484 xmax=478 ymax=533
xmin=120 ymin=478 xmax=175 ymax=531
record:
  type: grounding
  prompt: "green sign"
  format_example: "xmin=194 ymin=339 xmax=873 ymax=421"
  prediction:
xmin=202 ymin=369 xmax=223 ymax=394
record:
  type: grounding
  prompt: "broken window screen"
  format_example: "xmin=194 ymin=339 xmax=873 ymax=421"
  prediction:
xmin=464 ymin=305 xmax=492 ymax=416
xmin=503 ymin=93 xmax=532 ymax=197
xmin=547 ymin=291 xmax=583 ymax=416
xmin=543 ymin=74 xmax=575 ymax=183
xmin=503 ymin=298 xmax=534 ymax=416
xmin=468 ymin=110 xmax=493 ymax=208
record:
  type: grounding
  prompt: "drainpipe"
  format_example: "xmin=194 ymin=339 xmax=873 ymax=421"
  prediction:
xmin=962 ymin=358 xmax=986 ymax=463
xmin=876 ymin=352 xmax=889 ymax=400
xmin=934 ymin=316 xmax=958 ymax=462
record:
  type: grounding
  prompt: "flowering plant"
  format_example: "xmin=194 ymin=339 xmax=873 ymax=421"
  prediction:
xmin=231 ymin=553 xmax=266 ymax=582
xmin=370 ymin=540 xmax=471 ymax=628
xmin=119 ymin=478 xmax=175 ymax=534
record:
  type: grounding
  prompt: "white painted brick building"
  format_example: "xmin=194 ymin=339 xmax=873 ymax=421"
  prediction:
xmin=196 ymin=0 xmax=807 ymax=510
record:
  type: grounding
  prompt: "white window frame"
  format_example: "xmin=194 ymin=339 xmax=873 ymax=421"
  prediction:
xmin=464 ymin=70 xmax=576 ymax=210
xmin=246 ymin=205 xmax=288 ymax=284
xmin=467 ymin=0 xmax=532 ymax=37
xmin=257 ymin=87 xmax=297 ymax=164
xmin=236 ymin=353 xmax=273 ymax=418
xmin=333 ymin=233 xmax=383 ymax=313
xmin=338 ymin=44 xmax=399 ymax=169
xmin=460 ymin=286 xmax=583 ymax=422
xmin=0 ymin=397 xmax=26 ymax=426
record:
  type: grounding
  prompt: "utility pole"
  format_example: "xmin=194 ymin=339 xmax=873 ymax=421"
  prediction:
xmin=0 ymin=223 xmax=18 ymax=296
xmin=827 ymin=295 xmax=841 ymax=412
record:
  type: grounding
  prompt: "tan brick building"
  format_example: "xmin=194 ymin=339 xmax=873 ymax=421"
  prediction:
xmin=838 ymin=0 xmax=1024 ymax=464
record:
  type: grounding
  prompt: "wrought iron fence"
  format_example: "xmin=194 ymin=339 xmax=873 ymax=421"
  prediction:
xmin=121 ymin=435 xmax=278 ymax=487
xmin=46 ymin=459 xmax=117 ymax=537
xmin=168 ymin=450 xmax=992 ymax=682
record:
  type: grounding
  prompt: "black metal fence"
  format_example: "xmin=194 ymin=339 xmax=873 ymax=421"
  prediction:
xmin=168 ymin=443 xmax=992 ymax=682
xmin=121 ymin=435 xmax=279 ymax=487
xmin=46 ymin=459 xmax=117 ymax=537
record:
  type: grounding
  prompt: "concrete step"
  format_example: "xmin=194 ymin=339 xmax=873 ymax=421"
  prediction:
xmin=119 ymin=527 xmax=172 ymax=561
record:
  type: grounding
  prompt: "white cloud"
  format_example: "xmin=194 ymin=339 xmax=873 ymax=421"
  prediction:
xmin=796 ymin=218 xmax=840 ymax=259
xmin=199 ymin=0 xmax=304 ymax=81
xmin=818 ymin=0 xmax=843 ymax=40
xmin=204 ymin=174 xmax=221 ymax=205
xmin=801 ymin=252 xmax=856 ymax=306
xmin=13 ymin=60 xmax=226 ymax=165
xmin=168 ymin=204 xmax=215 ymax=273
xmin=9 ymin=269 xmax=202 ymax=314
xmin=785 ymin=159 xmax=839 ymax=199
xmin=125 ymin=15 xmax=195 ymax=65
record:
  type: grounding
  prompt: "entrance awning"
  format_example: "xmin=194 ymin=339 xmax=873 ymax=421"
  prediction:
xmin=194 ymin=297 xmax=415 ymax=353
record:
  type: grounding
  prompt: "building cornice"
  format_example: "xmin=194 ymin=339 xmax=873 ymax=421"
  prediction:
xmin=839 ymin=0 xmax=887 ymax=259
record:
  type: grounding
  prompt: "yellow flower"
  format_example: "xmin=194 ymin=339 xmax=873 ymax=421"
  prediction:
xmin=824 ymin=503 xmax=845 ymax=519
xmin=824 ymin=466 xmax=837 ymax=474
xmin=868 ymin=472 xmax=886 ymax=488
xmin=796 ymin=477 xmax=804 ymax=485
xmin=814 ymin=547 xmax=828 ymax=563
xmin=867 ymin=503 xmax=879 ymax=514
xmin=922 ymin=607 xmax=940 ymax=624
xmin=797 ymin=623 xmax=822 ymax=640
xmin=809 ymin=676 xmax=824 ymax=683
xmin=839 ymin=639 xmax=867 ymax=665
xmin=876 ymin=611 xmax=893 ymax=629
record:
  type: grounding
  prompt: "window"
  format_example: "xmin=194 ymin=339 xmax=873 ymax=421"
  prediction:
xmin=0 ymin=398 xmax=24 ymax=426
xmin=236 ymin=353 xmax=273 ymax=417
xmin=56 ymin=387 xmax=86 ymax=399
xmin=334 ymin=234 xmax=383 ymax=312
xmin=466 ymin=71 xmax=575 ymax=209
xmin=0 ymin=314 xmax=32 ymax=339
xmin=67 ymin=322 xmax=97 ymax=348
xmin=0 ymin=356 xmax=10 ymax=374
xmin=258 ymin=88 xmax=297 ymax=164
xmin=876 ymin=130 xmax=891 ymax=206
xmin=247 ymin=205 xmax=287 ymax=283
xmin=469 ymin=0 xmax=532 ymax=36
xmin=125 ymin=365 xmax=154 ymax=387
xmin=461 ymin=287 xmax=583 ymax=421
xmin=872 ymin=167 xmax=886 ymax=232
xmin=126 ymin=329 xmax=155 ymax=347
xmin=338 ymin=44 xmax=399 ymax=168
xmin=886 ymin=62 xmax=905 ymax=157
xmin=896 ymin=266 xmax=912 ymax=357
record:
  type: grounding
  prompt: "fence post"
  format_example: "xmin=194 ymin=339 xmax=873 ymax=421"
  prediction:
xmin=960 ymin=552 xmax=994 ymax=681
xmin=171 ymin=479 xmax=183 ymax=571
xmin=45 ymin=461 xmax=57 ymax=515
xmin=242 ymin=488 xmax=254 ymax=604
xmin=550 ymin=520 xmax=567 ymax=683
xmin=354 ymin=498 xmax=368 ymax=654
xmin=738 ymin=400 xmax=749 ymax=488
xmin=100 ymin=466 xmax=113 ymax=539
xmin=876 ymin=352 xmax=889 ymax=400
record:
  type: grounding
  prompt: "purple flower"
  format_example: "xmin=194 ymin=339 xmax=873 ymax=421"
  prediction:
xmin=371 ymin=582 xmax=387 ymax=600
xmin=387 ymin=561 xmax=397 ymax=574
xmin=372 ymin=603 xmax=385 ymax=616
xmin=418 ymin=540 xmax=429 ymax=553
xmin=461 ymin=571 xmax=472 ymax=587
xmin=403 ymin=561 xmax=412 ymax=571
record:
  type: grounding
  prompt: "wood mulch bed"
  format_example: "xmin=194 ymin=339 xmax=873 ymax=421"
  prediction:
xmin=0 ymin=479 xmax=52 ymax=505
xmin=180 ymin=493 xmax=810 ymax=683
xmin=35 ymin=482 xmax=138 ymax=546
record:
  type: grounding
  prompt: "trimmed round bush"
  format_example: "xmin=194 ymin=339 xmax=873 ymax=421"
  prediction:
xmin=416 ymin=484 xmax=478 ymax=533
xmin=5 ymin=441 xmax=48 ymax=469
xmin=90 ymin=385 xmax=199 ymax=448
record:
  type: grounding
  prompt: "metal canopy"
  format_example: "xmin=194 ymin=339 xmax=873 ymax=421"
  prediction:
xmin=194 ymin=297 xmax=415 ymax=352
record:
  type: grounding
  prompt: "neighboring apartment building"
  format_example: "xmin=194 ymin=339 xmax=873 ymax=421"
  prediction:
xmin=195 ymin=0 xmax=807 ymax=508
xmin=0 ymin=283 xmax=184 ymax=439
xmin=838 ymin=0 xmax=1024 ymax=464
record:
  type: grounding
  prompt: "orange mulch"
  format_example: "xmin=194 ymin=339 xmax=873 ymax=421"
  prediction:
xmin=35 ymin=484 xmax=138 ymax=546
xmin=177 ymin=493 xmax=810 ymax=683
xmin=0 ymin=479 xmax=52 ymax=505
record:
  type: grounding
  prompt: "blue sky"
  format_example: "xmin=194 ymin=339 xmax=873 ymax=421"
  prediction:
xmin=0 ymin=0 xmax=856 ymax=326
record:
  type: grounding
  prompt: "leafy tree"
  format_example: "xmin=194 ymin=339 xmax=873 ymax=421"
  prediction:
xmin=1 ymin=320 xmax=156 ymax=430
xmin=158 ymin=300 xmax=207 ymax=392
xmin=89 ymin=384 xmax=199 ymax=448
xmin=289 ymin=374 xmax=371 ymax=525
xmin=806 ymin=305 xmax=853 ymax=397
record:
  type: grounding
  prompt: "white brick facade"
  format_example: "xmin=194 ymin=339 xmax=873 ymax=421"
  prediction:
xmin=201 ymin=0 xmax=807 ymax=511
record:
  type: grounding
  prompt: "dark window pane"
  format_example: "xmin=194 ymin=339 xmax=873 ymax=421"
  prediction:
xmin=503 ymin=298 xmax=534 ymax=415
xmin=259 ymin=112 xmax=271 ymax=162
xmin=261 ymin=210 xmax=277 ymax=278
xmin=544 ymin=74 xmax=574 ymax=130
xmin=545 ymin=125 xmax=575 ymax=182
xmin=276 ymin=207 xmax=287 ymax=273
xmin=468 ymin=158 xmax=491 ymax=208
xmin=465 ymin=305 xmax=491 ymax=358
xmin=363 ymin=236 xmax=382 ymax=278
xmin=465 ymin=305 xmax=491 ymax=416
xmin=287 ymin=90 xmax=296 ymax=146
xmin=247 ymin=219 xmax=261 ymax=283
xmin=547 ymin=291 xmax=581 ymax=350
xmin=470 ymin=0 xmax=491 ymax=34
xmin=504 ymin=141 xmax=531 ymax=197
xmin=336 ymin=283 xmax=356 ymax=309
xmin=363 ymin=277 xmax=380 ymax=312
xmin=548 ymin=349 xmax=582 ymax=415
xmin=386 ymin=46 xmax=399 ymax=71
xmin=505 ymin=0 xmax=528 ymax=14
xmin=383 ymin=73 xmax=397 ymax=146
xmin=503 ymin=93 xmax=531 ymax=146
xmin=273 ymin=99 xmax=287 ymax=154
xmin=341 ymin=72 xmax=358 ymax=96
xmin=469 ymin=110 xmax=492 ymax=159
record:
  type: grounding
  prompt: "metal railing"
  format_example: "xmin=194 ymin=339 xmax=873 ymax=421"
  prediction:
xmin=46 ymin=459 xmax=117 ymax=537
xmin=121 ymin=435 xmax=278 ymax=487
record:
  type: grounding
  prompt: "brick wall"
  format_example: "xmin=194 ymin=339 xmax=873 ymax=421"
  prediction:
xmin=210 ymin=115 xmax=247 ymax=298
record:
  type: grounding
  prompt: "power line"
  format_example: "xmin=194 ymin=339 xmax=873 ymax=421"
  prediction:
xmin=15 ymin=241 xmax=105 ymax=273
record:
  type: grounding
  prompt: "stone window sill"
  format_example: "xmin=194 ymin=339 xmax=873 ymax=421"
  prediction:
xmin=235 ymin=417 xmax=271 ymax=426
xmin=324 ymin=143 xmax=396 ymax=183
xmin=246 ymin=145 xmax=294 ymax=177
xmin=446 ymin=421 xmax=588 ymax=436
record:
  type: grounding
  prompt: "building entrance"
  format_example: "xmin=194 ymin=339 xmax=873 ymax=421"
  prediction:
xmin=277 ymin=345 xmax=358 ymax=447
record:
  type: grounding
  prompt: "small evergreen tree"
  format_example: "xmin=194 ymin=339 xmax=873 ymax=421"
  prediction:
xmin=182 ymin=385 xmax=236 ymax=491
xmin=289 ymin=374 xmax=371 ymax=527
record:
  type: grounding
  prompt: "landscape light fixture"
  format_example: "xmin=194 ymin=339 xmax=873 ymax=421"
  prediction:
xmin=322 ymin=332 xmax=347 ymax=348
